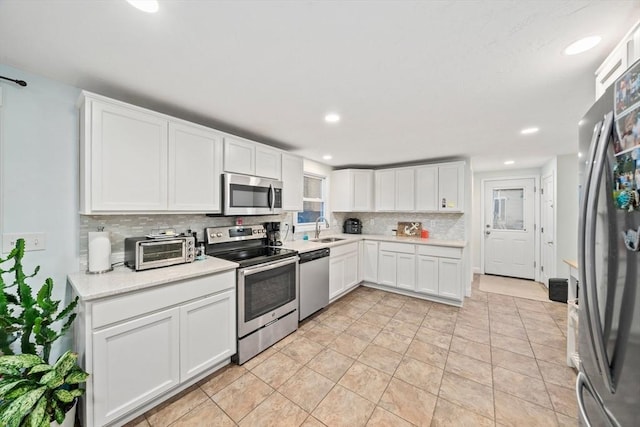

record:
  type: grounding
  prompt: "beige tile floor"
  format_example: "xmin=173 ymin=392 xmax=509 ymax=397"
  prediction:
xmin=125 ymin=276 xmax=578 ymax=427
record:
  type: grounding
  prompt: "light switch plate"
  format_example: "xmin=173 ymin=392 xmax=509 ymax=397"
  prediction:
xmin=2 ymin=233 xmax=46 ymax=253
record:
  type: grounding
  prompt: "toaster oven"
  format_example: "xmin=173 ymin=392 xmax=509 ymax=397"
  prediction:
xmin=124 ymin=236 xmax=195 ymax=271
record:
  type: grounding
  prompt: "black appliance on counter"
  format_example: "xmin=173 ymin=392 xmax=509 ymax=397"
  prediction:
xmin=204 ymin=225 xmax=298 ymax=365
xmin=343 ymin=218 xmax=362 ymax=234
xmin=265 ymin=221 xmax=282 ymax=246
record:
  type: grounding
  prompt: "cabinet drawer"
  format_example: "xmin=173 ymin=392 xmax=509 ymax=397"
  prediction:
xmin=330 ymin=242 xmax=359 ymax=257
xmin=378 ymin=242 xmax=415 ymax=254
xmin=92 ymin=271 xmax=235 ymax=329
xmin=417 ymin=245 xmax=462 ymax=259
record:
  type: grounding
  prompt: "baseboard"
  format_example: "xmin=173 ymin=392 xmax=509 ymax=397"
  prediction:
xmin=473 ymin=266 xmax=482 ymax=274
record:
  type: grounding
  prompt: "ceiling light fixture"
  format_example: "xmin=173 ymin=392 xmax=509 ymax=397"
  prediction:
xmin=504 ymin=160 xmax=515 ymax=165
xmin=322 ymin=155 xmax=333 ymax=160
xmin=564 ymin=36 xmax=601 ymax=55
xmin=520 ymin=127 xmax=539 ymax=135
xmin=324 ymin=113 xmax=341 ymax=123
xmin=126 ymin=0 xmax=159 ymax=13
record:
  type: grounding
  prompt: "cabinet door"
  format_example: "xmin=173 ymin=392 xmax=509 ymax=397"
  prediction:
xmin=168 ymin=122 xmax=222 ymax=212
xmin=281 ymin=153 xmax=304 ymax=211
xmin=396 ymin=254 xmax=416 ymax=291
xmin=395 ymin=168 xmax=415 ymax=211
xmin=595 ymin=44 xmax=626 ymax=99
xmin=330 ymin=170 xmax=352 ymax=212
xmin=93 ymin=308 xmax=180 ymax=426
xmin=343 ymin=251 xmax=359 ymax=291
xmin=438 ymin=163 xmax=464 ymax=212
xmin=375 ymin=170 xmax=396 ymax=211
xmin=224 ymin=136 xmax=255 ymax=175
xmin=363 ymin=241 xmax=379 ymax=283
xmin=352 ymin=170 xmax=374 ymax=211
xmin=180 ymin=290 xmax=236 ymax=381
xmin=415 ymin=166 xmax=438 ymax=211
xmin=255 ymin=145 xmax=282 ymax=179
xmin=439 ymin=258 xmax=462 ymax=300
xmin=378 ymin=251 xmax=397 ymax=287
xmin=91 ymin=100 xmax=168 ymax=211
xmin=329 ymin=257 xmax=346 ymax=299
xmin=416 ymin=255 xmax=439 ymax=295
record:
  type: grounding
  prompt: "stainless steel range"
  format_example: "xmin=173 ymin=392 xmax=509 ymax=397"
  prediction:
xmin=205 ymin=225 xmax=299 ymax=365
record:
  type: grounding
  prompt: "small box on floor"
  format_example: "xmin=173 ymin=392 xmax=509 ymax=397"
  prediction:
xmin=548 ymin=278 xmax=568 ymax=303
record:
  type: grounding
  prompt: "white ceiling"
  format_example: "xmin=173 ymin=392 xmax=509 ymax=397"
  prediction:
xmin=1 ymin=1 xmax=639 ymax=171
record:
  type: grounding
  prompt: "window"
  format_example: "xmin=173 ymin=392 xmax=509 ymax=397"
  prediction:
xmin=296 ymin=174 xmax=326 ymax=226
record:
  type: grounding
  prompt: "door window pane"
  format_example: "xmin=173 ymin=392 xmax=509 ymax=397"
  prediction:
xmin=492 ymin=188 xmax=524 ymax=230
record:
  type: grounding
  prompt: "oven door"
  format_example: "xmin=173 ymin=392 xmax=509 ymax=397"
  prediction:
xmin=237 ymin=256 xmax=299 ymax=338
xmin=137 ymin=239 xmax=186 ymax=270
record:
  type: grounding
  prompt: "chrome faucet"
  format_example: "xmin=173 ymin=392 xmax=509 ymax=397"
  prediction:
xmin=314 ymin=216 xmax=329 ymax=239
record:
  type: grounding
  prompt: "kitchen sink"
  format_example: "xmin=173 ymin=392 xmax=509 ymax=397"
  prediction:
xmin=313 ymin=237 xmax=346 ymax=243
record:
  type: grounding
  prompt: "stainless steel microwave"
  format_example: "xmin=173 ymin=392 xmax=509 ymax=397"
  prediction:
xmin=223 ymin=173 xmax=283 ymax=215
xmin=124 ymin=236 xmax=195 ymax=271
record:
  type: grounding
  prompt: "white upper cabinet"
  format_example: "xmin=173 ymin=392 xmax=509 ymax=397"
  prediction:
xmin=438 ymin=162 xmax=464 ymax=212
xmin=595 ymin=22 xmax=640 ymax=100
xmin=168 ymin=122 xmax=222 ymax=212
xmin=255 ymin=145 xmax=282 ymax=180
xmin=415 ymin=165 xmax=438 ymax=211
xmin=331 ymin=169 xmax=374 ymax=212
xmin=375 ymin=169 xmax=396 ymax=211
xmin=84 ymin=97 xmax=169 ymax=212
xmin=281 ymin=153 xmax=304 ymax=211
xmin=223 ymin=136 xmax=282 ymax=179
xmin=395 ymin=168 xmax=415 ymax=211
xmin=79 ymin=92 xmax=224 ymax=214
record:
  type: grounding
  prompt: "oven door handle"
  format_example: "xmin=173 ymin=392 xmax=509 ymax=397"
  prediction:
xmin=239 ymin=256 xmax=299 ymax=277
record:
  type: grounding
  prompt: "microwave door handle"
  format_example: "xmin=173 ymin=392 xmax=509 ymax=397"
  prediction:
xmin=584 ymin=111 xmax=615 ymax=392
xmin=268 ymin=184 xmax=275 ymax=212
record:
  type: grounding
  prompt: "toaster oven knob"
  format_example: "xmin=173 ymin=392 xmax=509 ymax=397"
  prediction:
xmin=216 ymin=232 xmax=223 ymax=238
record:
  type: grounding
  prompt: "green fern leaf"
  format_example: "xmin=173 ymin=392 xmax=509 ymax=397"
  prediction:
xmin=24 ymin=395 xmax=47 ymax=427
xmin=0 ymin=386 xmax=46 ymax=427
xmin=0 ymin=354 xmax=43 ymax=370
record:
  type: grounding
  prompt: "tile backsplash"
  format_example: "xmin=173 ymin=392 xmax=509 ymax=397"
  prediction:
xmin=80 ymin=211 xmax=465 ymax=270
xmin=333 ymin=212 xmax=465 ymax=240
xmin=79 ymin=213 xmax=286 ymax=270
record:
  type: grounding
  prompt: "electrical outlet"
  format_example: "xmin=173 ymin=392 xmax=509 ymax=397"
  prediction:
xmin=430 ymin=220 xmax=436 ymax=228
xmin=369 ymin=219 xmax=375 ymax=226
xmin=3 ymin=233 xmax=47 ymax=253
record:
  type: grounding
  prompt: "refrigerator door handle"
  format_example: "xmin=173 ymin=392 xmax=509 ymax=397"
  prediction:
xmin=584 ymin=111 xmax=616 ymax=392
xmin=578 ymin=119 xmax=603 ymax=372
xmin=576 ymin=372 xmax=620 ymax=427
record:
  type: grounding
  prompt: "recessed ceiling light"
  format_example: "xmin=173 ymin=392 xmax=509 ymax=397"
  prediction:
xmin=504 ymin=160 xmax=515 ymax=165
xmin=578 ymin=152 xmax=583 ymax=158
xmin=126 ymin=0 xmax=159 ymax=13
xmin=520 ymin=127 xmax=539 ymax=135
xmin=324 ymin=113 xmax=341 ymax=123
xmin=322 ymin=155 xmax=333 ymax=160
xmin=564 ymin=36 xmax=601 ymax=55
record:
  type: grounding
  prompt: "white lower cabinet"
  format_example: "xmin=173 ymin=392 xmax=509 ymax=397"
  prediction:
xmin=81 ymin=270 xmax=235 ymax=427
xmin=329 ymin=243 xmax=359 ymax=300
xmin=362 ymin=241 xmax=379 ymax=283
xmin=93 ymin=309 xmax=181 ymax=425
xmin=363 ymin=240 xmax=464 ymax=305
xmin=416 ymin=245 xmax=463 ymax=301
xmin=377 ymin=243 xmax=416 ymax=290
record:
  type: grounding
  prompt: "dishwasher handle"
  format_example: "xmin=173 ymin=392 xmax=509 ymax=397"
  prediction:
xmin=299 ymin=248 xmax=330 ymax=263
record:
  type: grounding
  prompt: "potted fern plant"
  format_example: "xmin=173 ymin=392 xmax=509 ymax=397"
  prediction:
xmin=0 ymin=239 xmax=88 ymax=426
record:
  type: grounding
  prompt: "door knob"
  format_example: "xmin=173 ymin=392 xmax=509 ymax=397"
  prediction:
xmin=485 ymin=230 xmax=491 ymax=235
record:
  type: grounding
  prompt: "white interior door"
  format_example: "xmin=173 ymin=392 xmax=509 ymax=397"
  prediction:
xmin=483 ymin=178 xmax=536 ymax=279
xmin=540 ymin=174 xmax=555 ymax=286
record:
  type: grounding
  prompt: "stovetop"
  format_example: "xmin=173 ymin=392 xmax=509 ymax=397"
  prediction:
xmin=212 ymin=246 xmax=297 ymax=268
xmin=204 ymin=225 xmax=297 ymax=268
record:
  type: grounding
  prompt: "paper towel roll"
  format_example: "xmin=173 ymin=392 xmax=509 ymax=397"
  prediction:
xmin=88 ymin=231 xmax=112 ymax=273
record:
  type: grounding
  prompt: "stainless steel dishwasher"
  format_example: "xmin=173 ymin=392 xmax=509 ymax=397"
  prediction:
xmin=299 ymin=247 xmax=330 ymax=321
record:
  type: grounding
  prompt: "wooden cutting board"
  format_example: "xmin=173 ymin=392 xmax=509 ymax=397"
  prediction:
xmin=396 ymin=222 xmax=422 ymax=237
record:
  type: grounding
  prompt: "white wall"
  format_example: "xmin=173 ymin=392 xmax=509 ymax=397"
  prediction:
xmin=472 ymin=167 xmax=542 ymax=274
xmin=556 ymin=154 xmax=578 ymax=279
xmin=0 ymin=63 xmax=80 ymax=358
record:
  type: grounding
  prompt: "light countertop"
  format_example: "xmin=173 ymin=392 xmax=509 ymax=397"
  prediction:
xmin=68 ymin=256 xmax=238 ymax=301
xmin=280 ymin=233 xmax=466 ymax=253
xmin=563 ymin=259 xmax=578 ymax=269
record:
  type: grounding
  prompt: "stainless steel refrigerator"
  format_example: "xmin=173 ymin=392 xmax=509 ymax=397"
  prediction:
xmin=577 ymin=78 xmax=640 ymax=425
